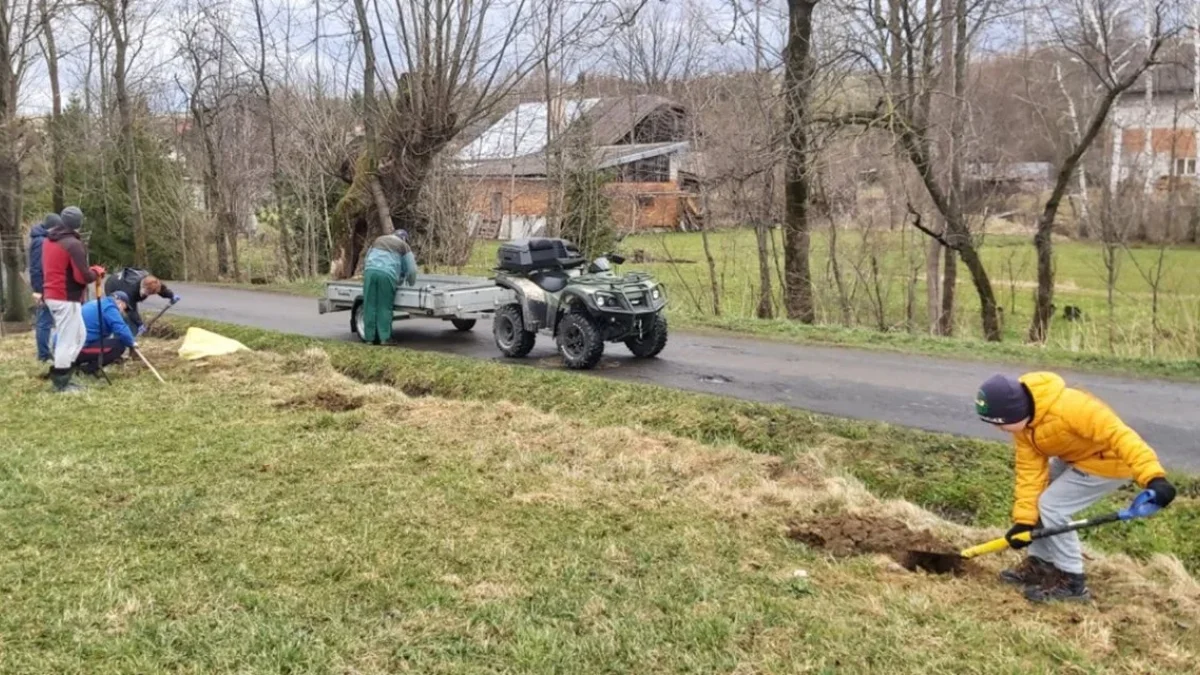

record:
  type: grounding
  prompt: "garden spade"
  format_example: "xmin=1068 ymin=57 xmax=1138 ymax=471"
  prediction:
xmin=903 ymin=489 xmax=1163 ymax=575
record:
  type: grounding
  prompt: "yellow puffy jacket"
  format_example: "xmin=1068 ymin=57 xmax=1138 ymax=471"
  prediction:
xmin=1011 ymin=372 xmax=1167 ymax=525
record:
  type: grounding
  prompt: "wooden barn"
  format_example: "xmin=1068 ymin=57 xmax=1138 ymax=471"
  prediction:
xmin=454 ymin=95 xmax=702 ymax=239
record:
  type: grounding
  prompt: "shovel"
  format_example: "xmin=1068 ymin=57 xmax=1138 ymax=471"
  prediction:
xmin=132 ymin=346 xmax=166 ymax=384
xmin=143 ymin=302 xmax=175 ymax=333
xmin=904 ymin=489 xmax=1163 ymax=574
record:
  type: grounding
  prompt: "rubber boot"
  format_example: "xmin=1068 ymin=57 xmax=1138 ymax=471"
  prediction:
xmin=50 ymin=367 xmax=83 ymax=394
xmin=999 ymin=555 xmax=1055 ymax=587
xmin=1024 ymin=570 xmax=1091 ymax=603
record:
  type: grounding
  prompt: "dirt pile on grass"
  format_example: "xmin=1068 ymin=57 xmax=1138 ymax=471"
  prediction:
xmin=278 ymin=388 xmax=365 ymax=412
xmin=145 ymin=322 xmax=181 ymax=340
xmin=788 ymin=513 xmax=974 ymax=575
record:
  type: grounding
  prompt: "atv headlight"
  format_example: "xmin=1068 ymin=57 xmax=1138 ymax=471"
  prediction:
xmin=595 ymin=292 xmax=619 ymax=308
xmin=651 ymin=287 xmax=661 ymax=300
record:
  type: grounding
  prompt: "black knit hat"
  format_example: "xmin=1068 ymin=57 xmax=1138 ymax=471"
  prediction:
xmin=976 ymin=374 xmax=1032 ymax=425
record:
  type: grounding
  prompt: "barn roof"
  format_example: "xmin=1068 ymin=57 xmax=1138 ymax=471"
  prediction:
xmin=454 ymin=95 xmax=685 ymax=163
xmin=458 ymin=141 xmax=690 ymax=177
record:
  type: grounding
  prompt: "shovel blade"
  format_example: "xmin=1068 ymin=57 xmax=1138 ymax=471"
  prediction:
xmin=902 ymin=550 xmax=966 ymax=575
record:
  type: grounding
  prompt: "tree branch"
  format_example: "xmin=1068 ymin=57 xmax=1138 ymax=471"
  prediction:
xmin=907 ymin=201 xmax=954 ymax=249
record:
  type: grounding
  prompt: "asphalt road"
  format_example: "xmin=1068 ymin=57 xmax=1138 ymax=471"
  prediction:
xmin=157 ymin=283 xmax=1200 ymax=471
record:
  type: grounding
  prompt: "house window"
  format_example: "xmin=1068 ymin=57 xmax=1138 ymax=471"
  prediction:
xmin=619 ymin=155 xmax=671 ymax=183
xmin=490 ymin=191 xmax=504 ymax=219
xmin=1175 ymin=158 xmax=1197 ymax=176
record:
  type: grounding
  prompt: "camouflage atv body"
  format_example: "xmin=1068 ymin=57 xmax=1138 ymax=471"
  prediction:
xmin=491 ymin=238 xmax=668 ymax=369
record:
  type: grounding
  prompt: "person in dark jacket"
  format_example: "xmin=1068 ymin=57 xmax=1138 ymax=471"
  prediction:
xmin=42 ymin=206 xmax=104 ymax=392
xmin=27 ymin=214 xmax=62 ymax=362
xmin=72 ymin=291 xmax=138 ymax=374
xmin=104 ymin=267 xmax=179 ymax=335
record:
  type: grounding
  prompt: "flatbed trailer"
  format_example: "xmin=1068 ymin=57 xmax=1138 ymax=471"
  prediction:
xmin=318 ymin=274 xmax=516 ymax=340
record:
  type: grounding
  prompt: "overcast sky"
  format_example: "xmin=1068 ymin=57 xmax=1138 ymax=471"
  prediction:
xmin=12 ymin=0 xmax=1149 ymax=117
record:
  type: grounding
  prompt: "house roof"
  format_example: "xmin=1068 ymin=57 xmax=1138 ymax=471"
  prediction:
xmin=1128 ymin=62 xmax=1195 ymax=96
xmin=966 ymin=162 xmax=1052 ymax=181
xmin=454 ymin=95 xmax=684 ymax=163
xmin=458 ymin=141 xmax=690 ymax=177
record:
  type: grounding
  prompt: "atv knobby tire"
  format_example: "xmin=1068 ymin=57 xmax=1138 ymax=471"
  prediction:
xmin=625 ymin=313 xmax=668 ymax=358
xmin=493 ymin=304 xmax=536 ymax=358
xmin=557 ymin=312 xmax=605 ymax=369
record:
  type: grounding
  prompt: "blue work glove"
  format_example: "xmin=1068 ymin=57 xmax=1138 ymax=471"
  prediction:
xmin=137 ymin=325 xmax=147 ymax=336
xmin=171 ymin=294 xmax=182 ymax=305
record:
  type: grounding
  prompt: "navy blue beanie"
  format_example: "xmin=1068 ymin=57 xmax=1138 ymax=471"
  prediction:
xmin=976 ymin=375 xmax=1032 ymax=425
xmin=111 ymin=290 xmax=131 ymax=306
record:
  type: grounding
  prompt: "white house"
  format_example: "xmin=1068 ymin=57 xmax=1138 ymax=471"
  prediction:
xmin=1111 ymin=63 xmax=1200 ymax=189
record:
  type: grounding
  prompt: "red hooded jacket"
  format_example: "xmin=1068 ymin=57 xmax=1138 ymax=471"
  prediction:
xmin=42 ymin=224 xmax=97 ymax=302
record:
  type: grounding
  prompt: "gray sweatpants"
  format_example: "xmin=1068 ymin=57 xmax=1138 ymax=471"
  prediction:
xmin=1027 ymin=458 xmax=1127 ymax=574
xmin=47 ymin=299 xmax=86 ymax=370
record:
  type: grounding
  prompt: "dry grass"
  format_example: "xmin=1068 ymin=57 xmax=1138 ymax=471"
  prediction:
xmin=1 ymin=334 xmax=1197 ymax=673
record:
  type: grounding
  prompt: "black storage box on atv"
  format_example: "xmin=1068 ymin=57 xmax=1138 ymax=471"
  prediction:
xmin=497 ymin=238 xmax=586 ymax=273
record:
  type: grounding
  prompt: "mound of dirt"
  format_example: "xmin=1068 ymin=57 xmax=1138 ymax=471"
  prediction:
xmin=146 ymin=322 xmax=181 ymax=340
xmin=788 ymin=513 xmax=973 ymax=575
xmin=279 ymin=389 xmax=365 ymax=413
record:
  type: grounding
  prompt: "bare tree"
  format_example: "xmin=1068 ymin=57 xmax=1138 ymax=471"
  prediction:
xmin=251 ymin=0 xmax=292 ymax=279
xmin=831 ymin=0 xmax=1004 ymax=340
xmin=1028 ymin=0 xmax=1178 ymax=343
xmin=178 ymin=0 xmax=237 ymax=278
xmin=0 ymin=0 xmax=39 ymax=322
xmin=349 ymin=0 xmax=392 ymax=239
xmin=38 ymin=0 xmax=63 ymax=212
xmin=612 ymin=0 xmax=701 ymax=92
xmin=330 ymin=0 xmax=607 ymax=277
xmin=94 ymin=0 xmax=152 ymax=266
xmin=783 ymin=0 xmax=819 ymax=323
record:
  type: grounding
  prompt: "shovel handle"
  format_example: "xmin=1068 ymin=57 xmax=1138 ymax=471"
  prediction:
xmin=144 ymin=303 xmax=173 ymax=331
xmin=961 ymin=489 xmax=1161 ymax=560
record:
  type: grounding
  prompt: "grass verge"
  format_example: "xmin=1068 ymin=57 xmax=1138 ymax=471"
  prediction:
xmin=165 ymin=317 xmax=1200 ymax=571
xmin=0 ymin=331 xmax=1196 ymax=672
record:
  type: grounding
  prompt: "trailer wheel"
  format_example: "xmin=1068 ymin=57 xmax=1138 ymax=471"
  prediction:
xmin=351 ymin=300 xmax=368 ymax=342
xmin=493 ymin=304 xmax=536 ymax=358
xmin=450 ymin=318 xmax=477 ymax=332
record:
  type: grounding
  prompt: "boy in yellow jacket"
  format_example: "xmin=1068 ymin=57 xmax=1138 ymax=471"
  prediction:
xmin=976 ymin=372 xmax=1176 ymax=602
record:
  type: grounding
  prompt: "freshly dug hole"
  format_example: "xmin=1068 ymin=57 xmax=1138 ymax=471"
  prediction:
xmin=279 ymin=388 xmax=365 ymax=412
xmin=146 ymin=322 xmax=182 ymax=340
xmin=788 ymin=513 xmax=975 ymax=576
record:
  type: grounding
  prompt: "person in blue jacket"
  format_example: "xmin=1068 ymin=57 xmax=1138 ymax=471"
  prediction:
xmin=73 ymin=290 xmax=138 ymax=374
xmin=26 ymin=213 xmax=62 ymax=362
xmin=361 ymin=229 xmax=418 ymax=344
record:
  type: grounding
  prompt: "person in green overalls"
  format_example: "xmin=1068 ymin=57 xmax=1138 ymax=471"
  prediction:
xmin=362 ymin=229 xmax=418 ymax=344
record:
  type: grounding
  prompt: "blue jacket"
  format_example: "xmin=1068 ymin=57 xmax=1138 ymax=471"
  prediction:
xmin=27 ymin=223 xmax=48 ymax=293
xmin=82 ymin=298 xmax=137 ymax=348
xmin=364 ymin=234 xmax=417 ymax=286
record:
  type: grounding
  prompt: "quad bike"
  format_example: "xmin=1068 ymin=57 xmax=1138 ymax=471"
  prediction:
xmin=491 ymin=237 xmax=669 ymax=370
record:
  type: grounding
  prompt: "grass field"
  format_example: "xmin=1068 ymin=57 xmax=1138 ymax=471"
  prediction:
xmin=452 ymin=229 xmax=1200 ymax=362
xmin=1 ymin=325 xmax=1197 ymax=672
xmin=229 ymin=228 xmax=1200 ymax=378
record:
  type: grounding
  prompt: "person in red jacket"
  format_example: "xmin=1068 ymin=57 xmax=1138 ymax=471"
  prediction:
xmin=41 ymin=206 xmax=105 ymax=393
